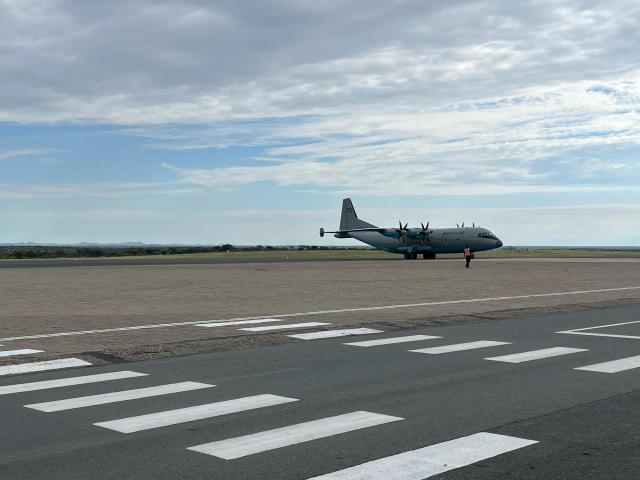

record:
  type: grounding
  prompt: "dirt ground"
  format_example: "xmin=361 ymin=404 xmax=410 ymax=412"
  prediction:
xmin=2 ymin=257 xmax=640 ymax=364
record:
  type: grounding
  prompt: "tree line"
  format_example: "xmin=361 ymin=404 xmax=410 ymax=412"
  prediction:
xmin=0 ymin=245 xmax=355 ymax=259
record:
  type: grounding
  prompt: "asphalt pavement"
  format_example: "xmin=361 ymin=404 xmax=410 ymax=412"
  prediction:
xmin=1 ymin=305 xmax=640 ymax=479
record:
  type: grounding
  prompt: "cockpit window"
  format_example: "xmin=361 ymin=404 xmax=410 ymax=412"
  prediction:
xmin=478 ymin=232 xmax=498 ymax=240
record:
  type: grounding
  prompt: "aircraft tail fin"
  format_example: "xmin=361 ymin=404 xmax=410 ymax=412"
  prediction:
xmin=339 ymin=198 xmax=376 ymax=230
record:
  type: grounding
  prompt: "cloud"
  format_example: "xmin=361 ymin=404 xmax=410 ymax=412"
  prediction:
xmin=3 ymin=204 xmax=640 ymax=245
xmin=3 ymin=0 xmax=625 ymax=196
xmin=156 ymin=75 xmax=640 ymax=196
xmin=0 ymin=182 xmax=203 ymax=199
xmin=0 ymin=1 xmax=638 ymax=123
xmin=0 ymin=149 xmax=61 ymax=161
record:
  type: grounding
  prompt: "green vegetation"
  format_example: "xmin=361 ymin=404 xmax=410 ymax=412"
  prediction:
xmin=0 ymin=244 xmax=364 ymax=260
xmin=1 ymin=245 xmax=639 ymax=261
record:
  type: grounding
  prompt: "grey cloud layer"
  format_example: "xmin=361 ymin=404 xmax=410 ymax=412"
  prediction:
xmin=1 ymin=0 xmax=639 ymax=121
xmin=2 ymin=0 xmax=639 ymax=198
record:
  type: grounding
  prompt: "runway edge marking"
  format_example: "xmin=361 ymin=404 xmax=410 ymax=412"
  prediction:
xmin=410 ymin=340 xmax=511 ymax=355
xmin=557 ymin=319 xmax=640 ymax=340
xmin=575 ymin=354 xmax=640 ymax=373
xmin=485 ymin=347 xmax=588 ymax=363
xmin=187 ymin=411 xmax=403 ymax=459
xmin=94 ymin=394 xmax=299 ymax=433
xmin=24 ymin=381 xmax=214 ymax=412
xmin=2 ymin=286 xmax=639 ymax=342
xmin=0 ymin=371 xmax=147 ymax=396
xmin=305 ymin=432 xmax=538 ymax=479
xmin=0 ymin=358 xmax=92 ymax=376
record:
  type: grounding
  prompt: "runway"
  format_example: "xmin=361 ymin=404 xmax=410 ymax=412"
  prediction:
xmin=1 ymin=257 xmax=639 ymax=363
xmin=1 ymin=305 xmax=640 ymax=479
xmin=1 ymin=254 xmax=639 ymax=268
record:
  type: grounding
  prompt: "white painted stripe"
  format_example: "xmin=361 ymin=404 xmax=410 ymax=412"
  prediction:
xmin=95 ymin=394 xmax=298 ymax=433
xmin=2 ymin=286 xmax=637 ymax=341
xmin=289 ymin=328 xmax=384 ymax=340
xmin=25 ymin=381 xmax=213 ymax=412
xmin=188 ymin=411 xmax=403 ymax=459
xmin=345 ymin=335 xmax=441 ymax=347
xmin=0 ymin=349 xmax=44 ymax=357
xmin=240 ymin=322 xmax=331 ymax=332
xmin=0 ymin=371 xmax=148 ymax=396
xmin=486 ymin=347 xmax=588 ymax=363
xmin=575 ymin=354 xmax=640 ymax=373
xmin=307 ymin=432 xmax=537 ymax=479
xmin=200 ymin=318 xmax=284 ymax=327
xmin=410 ymin=341 xmax=510 ymax=355
xmin=0 ymin=358 xmax=92 ymax=376
xmin=558 ymin=319 xmax=640 ymax=340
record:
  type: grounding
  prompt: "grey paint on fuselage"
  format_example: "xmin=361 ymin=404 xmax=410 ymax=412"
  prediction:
xmin=349 ymin=227 xmax=501 ymax=254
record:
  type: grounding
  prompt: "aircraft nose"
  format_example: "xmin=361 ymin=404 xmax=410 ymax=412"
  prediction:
xmin=496 ymin=239 xmax=503 ymax=248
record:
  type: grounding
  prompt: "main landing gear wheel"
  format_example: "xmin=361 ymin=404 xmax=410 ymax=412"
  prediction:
xmin=403 ymin=252 xmax=418 ymax=260
xmin=423 ymin=253 xmax=436 ymax=259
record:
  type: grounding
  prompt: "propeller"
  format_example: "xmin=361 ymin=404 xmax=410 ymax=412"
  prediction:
xmin=395 ymin=221 xmax=409 ymax=245
xmin=420 ymin=221 xmax=432 ymax=244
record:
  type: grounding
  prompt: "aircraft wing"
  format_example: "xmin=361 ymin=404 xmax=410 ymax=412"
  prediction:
xmin=320 ymin=227 xmax=432 ymax=239
xmin=320 ymin=227 xmax=389 ymax=237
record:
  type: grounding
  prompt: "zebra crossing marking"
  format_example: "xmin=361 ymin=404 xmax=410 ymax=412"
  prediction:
xmin=25 ymin=381 xmax=213 ymax=412
xmin=0 ymin=371 xmax=148 ymax=396
xmin=94 ymin=394 xmax=299 ymax=433
xmin=0 ymin=349 xmax=45 ymax=358
xmin=307 ymin=432 xmax=538 ymax=479
xmin=289 ymin=328 xmax=383 ymax=340
xmin=188 ymin=411 xmax=403 ymax=459
xmin=345 ymin=335 xmax=441 ymax=347
xmin=240 ymin=322 xmax=331 ymax=332
xmin=575 ymin=354 xmax=640 ymax=373
xmin=485 ymin=347 xmax=588 ymax=363
xmin=0 ymin=358 xmax=92 ymax=376
xmin=410 ymin=340 xmax=510 ymax=355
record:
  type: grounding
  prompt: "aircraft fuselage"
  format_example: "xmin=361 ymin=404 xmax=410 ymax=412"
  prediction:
xmin=344 ymin=227 xmax=502 ymax=254
xmin=323 ymin=198 xmax=504 ymax=258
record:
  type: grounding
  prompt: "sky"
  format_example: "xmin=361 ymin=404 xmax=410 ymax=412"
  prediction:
xmin=1 ymin=0 xmax=639 ymax=246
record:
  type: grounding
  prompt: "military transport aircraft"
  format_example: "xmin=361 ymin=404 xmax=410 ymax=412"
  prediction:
xmin=320 ymin=198 xmax=503 ymax=259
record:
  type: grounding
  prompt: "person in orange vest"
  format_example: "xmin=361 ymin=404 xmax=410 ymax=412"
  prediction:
xmin=464 ymin=244 xmax=472 ymax=268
